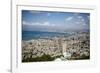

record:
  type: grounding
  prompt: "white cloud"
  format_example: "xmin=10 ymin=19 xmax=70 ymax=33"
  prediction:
xmin=65 ymin=17 xmax=73 ymax=21
xmin=22 ymin=21 xmax=55 ymax=26
xmin=75 ymin=21 xmax=81 ymax=24
xmin=77 ymin=16 xmax=83 ymax=19
xmin=42 ymin=21 xmax=55 ymax=26
xmin=81 ymin=19 xmax=85 ymax=22
xmin=74 ymin=13 xmax=85 ymax=21
xmin=33 ymin=22 xmax=40 ymax=25
xmin=42 ymin=22 xmax=50 ymax=26
xmin=47 ymin=13 xmax=51 ymax=16
xmin=32 ymin=22 xmax=50 ymax=26
xmin=75 ymin=16 xmax=86 ymax=26
xmin=22 ymin=21 xmax=26 ymax=24
xmin=22 ymin=21 xmax=30 ymax=25
xmin=75 ymin=21 xmax=87 ymax=26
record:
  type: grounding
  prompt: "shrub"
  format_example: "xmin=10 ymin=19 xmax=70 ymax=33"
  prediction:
xmin=22 ymin=54 xmax=55 ymax=62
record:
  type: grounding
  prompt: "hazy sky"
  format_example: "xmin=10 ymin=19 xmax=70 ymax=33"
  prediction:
xmin=22 ymin=10 xmax=90 ymax=32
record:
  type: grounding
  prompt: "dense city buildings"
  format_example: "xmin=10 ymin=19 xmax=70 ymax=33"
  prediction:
xmin=22 ymin=32 xmax=90 ymax=62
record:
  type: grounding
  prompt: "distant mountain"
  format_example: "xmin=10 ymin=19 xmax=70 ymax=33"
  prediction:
xmin=22 ymin=24 xmax=89 ymax=33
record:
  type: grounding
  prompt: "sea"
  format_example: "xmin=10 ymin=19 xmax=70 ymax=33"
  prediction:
xmin=22 ymin=31 xmax=70 ymax=41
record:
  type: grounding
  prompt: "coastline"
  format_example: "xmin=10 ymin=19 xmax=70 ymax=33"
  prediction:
xmin=22 ymin=32 xmax=90 ymax=62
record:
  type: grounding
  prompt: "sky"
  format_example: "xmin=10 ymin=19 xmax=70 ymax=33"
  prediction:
xmin=22 ymin=10 xmax=90 ymax=32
